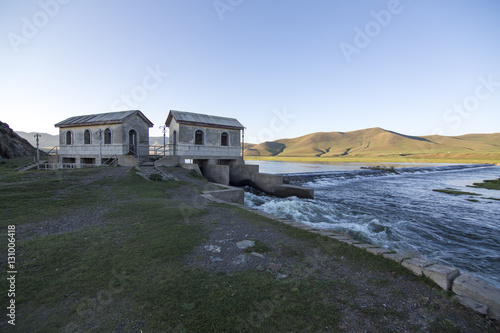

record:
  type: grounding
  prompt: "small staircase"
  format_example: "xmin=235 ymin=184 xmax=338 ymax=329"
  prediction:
xmin=14 ymin=160 xmax=48 ymax=172
xmin=136 ymin=165 xmax=178 ymax=181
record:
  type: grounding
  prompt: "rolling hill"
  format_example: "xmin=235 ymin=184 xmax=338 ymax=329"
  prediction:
xmin=244 ymin=127 xmax=500 ymax=161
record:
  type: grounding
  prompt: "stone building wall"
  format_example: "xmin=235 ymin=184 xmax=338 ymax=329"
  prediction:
xmin=57 ymin=114 xmax=151 ymax=163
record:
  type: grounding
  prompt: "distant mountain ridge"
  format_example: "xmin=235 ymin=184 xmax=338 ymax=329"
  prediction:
xmin=244 ymin=127 xmax=500 ymax=160
xmin=17 ymin=131 xmax=59 ymax=149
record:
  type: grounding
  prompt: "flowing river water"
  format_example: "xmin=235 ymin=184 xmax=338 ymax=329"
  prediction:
xmin=244 ymin=161 xmax=500 ymax=289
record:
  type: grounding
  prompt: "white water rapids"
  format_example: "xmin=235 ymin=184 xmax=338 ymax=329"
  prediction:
xmin=244 ymin=162 xmax=500 ymax=289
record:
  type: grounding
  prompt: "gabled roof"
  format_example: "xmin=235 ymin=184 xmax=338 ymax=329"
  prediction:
xmin=55 ymin=110 xmax=154 ymax=128
xmin=166 ymin=110 xmax=244 ymax=130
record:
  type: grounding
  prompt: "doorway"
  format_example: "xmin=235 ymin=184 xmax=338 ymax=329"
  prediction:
xmin=129 ymin=130 xmax=137 ymax=155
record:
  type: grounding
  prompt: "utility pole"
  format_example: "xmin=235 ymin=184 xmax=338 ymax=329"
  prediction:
xmin=97 ymin=129 xmax=103 ymax=165
xmin=159 ymin=125 xmax=167 ymax=156
xmin=34 ymin=133 xmax=41 ymax=169
xmin=241 ymin=128 xmax=245 ymax=159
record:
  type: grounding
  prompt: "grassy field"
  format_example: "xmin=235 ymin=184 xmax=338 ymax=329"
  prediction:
xmin=243 ymin=128 xmax=500 ymax=164
xmin=1 ymin=159 xmax=497 ymax=332
xmin=244 ymin=155 xmax=499 ymax=164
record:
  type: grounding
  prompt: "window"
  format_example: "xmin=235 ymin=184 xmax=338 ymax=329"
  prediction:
xmin=66 ymin=131 xmax=73 ymax=145
xmin=221 ymin=132 xmax=228 ymax=146
xmin=104 ymin=128 xmax=111 ymax=144
xmin=195 ymin=130 xmax=204 ymax=145
xmin=84 ymin=130 xmax=91 ymax=144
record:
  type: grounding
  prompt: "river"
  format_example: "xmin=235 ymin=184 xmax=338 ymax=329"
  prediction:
xmin=244 ymin=161 xmax=500 ymax=289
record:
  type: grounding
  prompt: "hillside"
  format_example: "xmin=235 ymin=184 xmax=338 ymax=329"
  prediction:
xmin=0 ymin=121 xmax=37 ymax=159
xmin=244 ymin=127 xmax=500 ymax=160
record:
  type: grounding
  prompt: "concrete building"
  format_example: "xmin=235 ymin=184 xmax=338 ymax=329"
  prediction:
xmin=165 ymin=110 xmax=244 ymax=159
xmin=158 ymin=110 xmax=313 ymax=199
xmin=54 ymin=110 xmax=153 ymax=166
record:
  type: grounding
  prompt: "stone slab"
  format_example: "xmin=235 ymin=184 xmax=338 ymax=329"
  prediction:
xmin=454 ymin=296 xmax=489 ymax=316
xmin=236 ymin=240 xmax=255 ymax=250
xmin=328 ymin=235 xmax=352 ymax=240
xmin=366 ymin=247 xmax=393 ymax=256
xmin=423 ymin=264 xmax=460 ymax=291
xmin=352 ymin=243 xmax=378 ymax=249
xmin=316 ymin=230 xmax=337 ymax=237
xmin=337 ymin=238 xmax=360 ymax=245
xmin=401 ymin=258 xmax=434 ymax=276
xmin=452 ymin=273 xmax=500 ymax=320
xmin=383 ymin=253 xmax=411 ymax=264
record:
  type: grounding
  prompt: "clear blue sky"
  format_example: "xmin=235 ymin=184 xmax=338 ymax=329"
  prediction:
xmin=1 ymin=0 xmax=499 ymax=143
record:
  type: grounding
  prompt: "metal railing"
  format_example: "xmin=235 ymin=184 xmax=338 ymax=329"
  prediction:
xmin=37 ymin=163 xmax=113 ymax=170
xmin=47 ymin=146 xmax=59 ymax=156
xmin=148 ymin=143 xmax=242 ymax=157
xmin=102 ymin=154 xmax=118 ymax=166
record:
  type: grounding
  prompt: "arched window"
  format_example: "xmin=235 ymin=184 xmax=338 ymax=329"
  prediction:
xmin=104 ymin=128 xmax=111 ymax=144
xmin=195 ymin=130 xmax=204 ymax=145
xmin=221 ymin=132 xmax=228 ymax=146
xmin=66 ymin=131 xmax=73 ymax=145
xmin=84 ymin=130 xmax=91 ymax=144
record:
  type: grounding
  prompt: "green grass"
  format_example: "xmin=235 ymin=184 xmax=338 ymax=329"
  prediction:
xmin=0 ymin=168 xmax=108 ymax=227
xmin=468 ymin=178 xmax=500 ymax=190
xmin=187 ymin=169 xmax=206 ymax=180
xmin=244 ymin=240 xmax=272 ymax=253
xmin=1 ymin=161 xmax=496 ymax=332
xmin=245 ymin=155 xmax=497 ymax=164
xmin=432 ymin=188 xmax=481 ymax=196
xmin=0 ymin=164 xmax=349 ymax=331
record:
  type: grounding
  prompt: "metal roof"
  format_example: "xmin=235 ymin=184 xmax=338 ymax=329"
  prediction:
xmin=166 ymin=110 xmax=244 ymax=130
xmin=55 ymin=110 xmax=153 ymax=128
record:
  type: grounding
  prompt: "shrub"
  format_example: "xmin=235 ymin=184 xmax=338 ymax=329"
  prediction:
xmin=149 ymin=173 xmax=163 ymax=181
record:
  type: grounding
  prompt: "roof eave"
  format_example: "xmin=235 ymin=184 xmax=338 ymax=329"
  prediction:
xmin=55 ymin=120 xmax=123 ymax=128
xmin=175 ymin=120 xmax=243 ymax=130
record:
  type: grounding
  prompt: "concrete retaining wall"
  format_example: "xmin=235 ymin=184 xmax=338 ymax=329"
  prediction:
xmin=155 ymin=156 xmax=181 ymax=167
xmin=178 ymin=158 xmax=314 ymax=199
xmin=273 ymin=184 xmax=314 ymax=199
xmin=229 ymin=163 xmax=259 ymax=184
xmin=205 ymin=164 xmax=230 ymax=185
xmin=202 ymin=184 xmax=244 ymax=204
